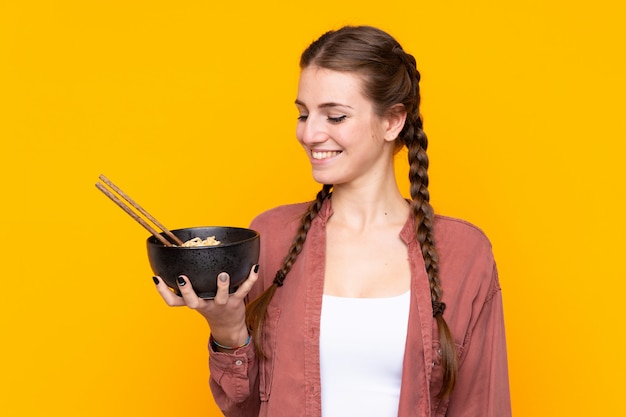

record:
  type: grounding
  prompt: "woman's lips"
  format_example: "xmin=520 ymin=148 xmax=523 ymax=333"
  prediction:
xmin=311 ymin=150 xmax=342 ymax=160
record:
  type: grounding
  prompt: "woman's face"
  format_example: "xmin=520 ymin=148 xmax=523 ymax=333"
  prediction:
xmin=295 ymin=67 xmax=396 ymax=187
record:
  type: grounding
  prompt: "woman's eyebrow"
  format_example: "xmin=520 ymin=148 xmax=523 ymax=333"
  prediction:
xmin=294 ymin=99 xmax=353 ymax=110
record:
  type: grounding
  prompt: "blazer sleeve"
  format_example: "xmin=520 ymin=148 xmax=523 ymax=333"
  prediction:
xmin=445 ymin=264 xmax=512 ymax=417
xmin=208 ymin=340 xmax=261 ymax=416
xmin=207 ymin=203 xmax=308 ymax=416
xmin=206 ymin=208 xmax=284 ymax=416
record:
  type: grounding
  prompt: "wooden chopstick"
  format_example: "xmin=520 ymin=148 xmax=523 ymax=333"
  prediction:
xmin=96 ymin=175 xmax=184 ymax=247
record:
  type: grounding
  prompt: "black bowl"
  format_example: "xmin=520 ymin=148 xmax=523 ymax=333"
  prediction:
xmin=147 ymin=226 xmax=260 ymax=299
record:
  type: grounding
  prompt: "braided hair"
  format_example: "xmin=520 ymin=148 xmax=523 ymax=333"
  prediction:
xmin=246 ymin=26 xmax=457 ymax=398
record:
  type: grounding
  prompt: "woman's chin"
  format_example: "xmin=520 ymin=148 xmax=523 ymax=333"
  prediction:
xmin=310 ymin=172 xmax=335 ymax=186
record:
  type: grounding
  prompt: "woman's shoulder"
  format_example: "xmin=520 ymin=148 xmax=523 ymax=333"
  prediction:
xmin=433 ymin=214 xmax=495 ymax=265
xmin=434 ymin=214 xmax=493 ymax=250
xmin=433 ymin=215 xmax=500 ymax=302
xmin=249 ymin=201 xmax=311 ymax=231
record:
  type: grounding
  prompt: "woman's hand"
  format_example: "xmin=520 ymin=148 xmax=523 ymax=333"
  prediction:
xmin=153 ymin=264 xmax=259 ymax=347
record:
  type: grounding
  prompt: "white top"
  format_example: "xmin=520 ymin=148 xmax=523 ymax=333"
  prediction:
xmin=319 ymin=291 xmax=411 ymax=417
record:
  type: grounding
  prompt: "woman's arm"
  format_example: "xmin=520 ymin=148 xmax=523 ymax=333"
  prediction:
xmin=154 ymin=266 xmax=262 ymax=415
xmin=209 ymin=340 xmax=261 ymax=416
xmin=444 ymin=265 xmax=512 ymax=417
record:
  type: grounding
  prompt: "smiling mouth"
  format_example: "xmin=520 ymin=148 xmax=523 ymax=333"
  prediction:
xmin=311 ymin=151 xmax=342 ymax=160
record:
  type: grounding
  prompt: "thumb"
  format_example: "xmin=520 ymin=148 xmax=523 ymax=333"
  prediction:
xmin=213 ymin=272 xmax=231 ymax=304
xmin=217 ymin=272 xmax=230 ymax=286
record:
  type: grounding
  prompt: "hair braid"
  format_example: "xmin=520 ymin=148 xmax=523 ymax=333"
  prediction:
xmin=391 ymin=41 xmax=459 ymax=397
xmin=405 ymin=95 xmax=458 ymax=398
xmin=246 ymin=184 xmax=332 ymax=357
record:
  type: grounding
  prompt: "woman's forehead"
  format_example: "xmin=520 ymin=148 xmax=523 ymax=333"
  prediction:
xmin=296 ymin=67 xmax=368 ymax=107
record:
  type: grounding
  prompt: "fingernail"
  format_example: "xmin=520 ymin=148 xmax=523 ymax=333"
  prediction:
xmin=253 ymin=264 xmax=259 ymax=273
xmin=218 ymin=273 xmax=228 ymax=283
xmin=177 ymin=276 xmax=186 ymax=286
xmin=152 ymin=276 xmax=159 ymax=285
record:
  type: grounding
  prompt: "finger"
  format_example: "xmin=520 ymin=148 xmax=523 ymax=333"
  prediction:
xmin=233 ymin=264 xmax=260 ymax=299
xmin=213 ymin=272 xmax=231 ymax=306
xmin=153 ymin=276 xmax=186 ymax=307
xmin=176 ymin=275 xmax=203 ymax=309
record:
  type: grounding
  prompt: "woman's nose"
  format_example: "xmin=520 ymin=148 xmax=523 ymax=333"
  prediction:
xmin=299 ymin=117 xmax=327 ymax=145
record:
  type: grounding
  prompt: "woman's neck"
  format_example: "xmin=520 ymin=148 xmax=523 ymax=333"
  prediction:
xmin=329 ymin=182 xmax=409 ymax=231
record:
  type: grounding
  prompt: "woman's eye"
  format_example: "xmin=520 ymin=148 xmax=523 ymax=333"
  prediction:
xmin=328 ymin=115 xmax=347 ymax=123
xmin=297 ymin=114 xmax=308 ymax=122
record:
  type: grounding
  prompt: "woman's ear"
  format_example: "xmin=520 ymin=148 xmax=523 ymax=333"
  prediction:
xmin=383 ymin=104 xmax=407 ymax=142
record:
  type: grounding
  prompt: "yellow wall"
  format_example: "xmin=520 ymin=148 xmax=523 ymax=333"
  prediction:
xmin=1 ymin=1 xmax=624 ymax=415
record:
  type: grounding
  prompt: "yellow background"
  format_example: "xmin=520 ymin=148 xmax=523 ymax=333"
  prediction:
xmin=1 ymin=1 xmax=624 ymax=415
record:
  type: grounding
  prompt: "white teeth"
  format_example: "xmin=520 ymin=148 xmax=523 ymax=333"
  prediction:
xmin=312 ymin=151 xmax=341 ymax=160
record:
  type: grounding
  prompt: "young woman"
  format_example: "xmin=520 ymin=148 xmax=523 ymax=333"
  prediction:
xmin=154 ymin=25 xmax=511 ymax=417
